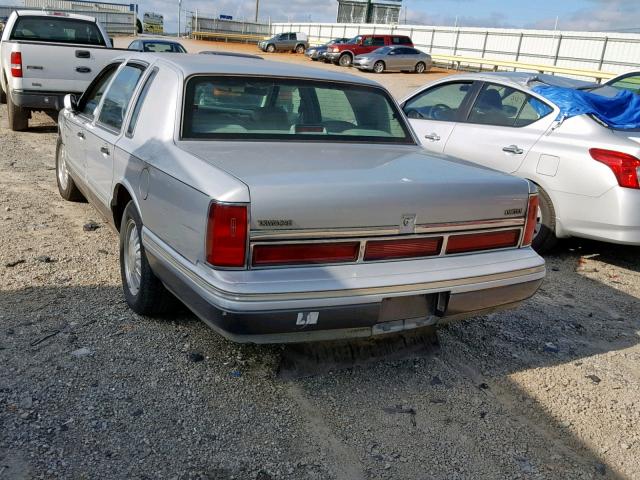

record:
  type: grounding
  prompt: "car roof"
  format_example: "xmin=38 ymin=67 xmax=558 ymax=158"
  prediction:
xmin=432 ymin=71 xmax=596 ymax=91
xmin=16 ymin=9 xmax=96 ymax=23
xmin=140 ymin=39 xmax=182 ymax=44
xmin=135 ymin=53 xmax=382 ymax=86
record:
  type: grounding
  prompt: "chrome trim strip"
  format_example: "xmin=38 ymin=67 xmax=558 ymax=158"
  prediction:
xmin=250 ymin=218 xmax=525 ymax=240
xmin=143 ymin=230 xmax=544 ymax=303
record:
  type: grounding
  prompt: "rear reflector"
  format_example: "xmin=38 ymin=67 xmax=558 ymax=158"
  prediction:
xmin=10 ymin=52 xmax=22 ymax=78
xmin=252 ymin=242 xmax=359 ymax=266
xmin=521 ymin=194 xmax=539 ymax=247
xmin=590 ymin=148 xmax=640 ymax=189
xmin=364 ymin=237 xmax=442 ymax=261
xmin=446 ymin=229 xmax=520 ymax=254
xmin=206 ymin=203 xmax=248 ymax=268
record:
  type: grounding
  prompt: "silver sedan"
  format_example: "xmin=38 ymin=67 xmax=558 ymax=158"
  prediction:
xmin=55 ymin=55 xmax=544 ymax=343
xmin=402 ymin=72 xmax=640 ymax=251
xmin=354 ymin=46 xmax=432 ymax=74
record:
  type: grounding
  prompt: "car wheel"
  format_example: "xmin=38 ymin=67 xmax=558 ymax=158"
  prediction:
xmin=295 ymin=44 xmax=305 ymax=54
xmin=531 ymin=186 xmax=558 ymax=253
xmin=0 ymin=79 xmax=6 ymax=104
xmin=373 ymin=61 xmax=385 ymax=73
xmin=415 ymin=62 xmax=426 ymax=74
xmin=55 ymin=137 xmax=85 ymax=202
xmin=266 ymin=44 xmax=276 ymax=53
xmin=338 ymin=53 xmax=353 ymax=67
xmin=311 ymin=57 xmax=318 ymax=61
xmin=7 ymin=90 xmax=28 ymax=131
xmin=120 ymin=201 xmax=175 ymax=316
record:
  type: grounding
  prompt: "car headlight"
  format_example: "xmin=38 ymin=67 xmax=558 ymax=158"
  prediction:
xmin=331 ymin=47 xmax=339 ymax=53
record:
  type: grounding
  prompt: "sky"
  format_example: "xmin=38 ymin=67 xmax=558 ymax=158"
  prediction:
xmin=140 ymin=0 xmax=640 ymax=33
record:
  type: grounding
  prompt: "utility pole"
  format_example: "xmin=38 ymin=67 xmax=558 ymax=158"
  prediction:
xmin=255 ymin=0 xmax=259 ymax=23
xmin=177 ymin=0 xmax=181 ymax=37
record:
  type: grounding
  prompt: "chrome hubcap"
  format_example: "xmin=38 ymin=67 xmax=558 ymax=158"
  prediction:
xmin=417 ymin=63 xmax=425 ymax=73
xmin=124 ymin=219 xmax=142 ymax=296
xmin=57 ymin=143 xmax=69 ymax=191
xmin=374 ymin=63 xmax=383 ymax=72
xmin=533 ymin=205 xmax=543 ymax=238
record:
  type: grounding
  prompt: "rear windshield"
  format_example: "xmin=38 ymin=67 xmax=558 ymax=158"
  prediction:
xmin=182 ymin=76 xmax=414 ymax=144
xmin=11 ymin=16 xmax=105 ymax=46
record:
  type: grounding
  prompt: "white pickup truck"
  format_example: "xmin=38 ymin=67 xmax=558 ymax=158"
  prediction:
xmin=0 ymin=10 xmax=119 ymax=130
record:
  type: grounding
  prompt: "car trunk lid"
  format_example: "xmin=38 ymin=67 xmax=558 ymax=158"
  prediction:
xmin=179 ymin=142 xmax=530 ymax=233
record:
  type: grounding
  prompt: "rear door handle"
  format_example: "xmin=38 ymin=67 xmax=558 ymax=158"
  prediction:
xmin=100 ymin=146 xmax=110 ymax=155
xmin=424 ymin=133 xmax=441 ymax=142
xmin=76 ymin=131 xmax=85 ymax=139
xmin=75 ymin=66 xmax=91 ymax=73
xmin=502 ymin=145 xmax=524 ymax=154
xmin=75 ymin=50 xmax=90 ymax=58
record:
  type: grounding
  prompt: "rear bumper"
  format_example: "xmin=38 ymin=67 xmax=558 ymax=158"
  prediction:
xmin=554 ymin=186 xmax=640 ymax=244
xmin=11 ymin=90 xmax=71 ymax=111
xmin=143 ymin=229 xmax=545 ymax=343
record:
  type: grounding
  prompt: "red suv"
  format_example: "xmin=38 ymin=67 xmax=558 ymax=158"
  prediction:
xmin=325 ymin=34 xmax=414 ymax=67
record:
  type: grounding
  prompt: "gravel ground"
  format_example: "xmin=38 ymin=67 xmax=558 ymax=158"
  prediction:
xmin=1 ymin=42 xmax=640 ymax=480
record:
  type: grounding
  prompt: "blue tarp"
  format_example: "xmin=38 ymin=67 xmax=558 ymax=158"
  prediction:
xmin=532 ymin=85 xmax=640 ymax=130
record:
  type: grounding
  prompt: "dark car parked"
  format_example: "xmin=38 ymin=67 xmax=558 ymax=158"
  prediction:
xmin=305 ymin=37 xmax=350 ymax=62
xmin=127 ymin=39 xmax=187 ymax=53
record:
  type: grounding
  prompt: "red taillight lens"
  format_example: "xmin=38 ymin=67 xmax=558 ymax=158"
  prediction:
xmin=446 ymin=229 xmax=520 ymax=254
xmin=10 ymin=52 xmax=22 ymax=78
xmin=364 ymin=237 xmax=442 ymax=261
xmin=252 ymin=242 xmax=359 ymax=267
xmin=521 ymin=194 xmax=539 ymax=247
xmin=206 ymin=203 xmax=248 ymax=268
xmin=590 ymin=148 xmax=640 ymax=189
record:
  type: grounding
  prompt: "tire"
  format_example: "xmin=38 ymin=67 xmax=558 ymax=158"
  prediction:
xmin=338 ymin=53 xmax=353 ymax=67
xmin=266 ymin=44 xmax=276 ymax=53
xmin=531 ymin=186 xmax=558 ymax=254
xmin=311 ymin=57 xmax=318 ymax=61
xmin=0 ymin=78 xmax=6 ymax=104
xmin=295 ymin=44 xmax=305 ymax=54
xmin=7 ymin=90 xmax=28 ymax=131
xmin=55 ymin=137 xmax=85 ymax=202
xmin=119 ymin=201 xmax=174 ymax=316
xmin=373 ymin=61 xmax=385 ymax=73
xmin=415 ymin=62 xmax=426 ymax=74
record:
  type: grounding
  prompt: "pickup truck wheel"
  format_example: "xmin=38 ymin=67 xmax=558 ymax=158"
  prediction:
xmin=338 ymin=53 xmax=353 ymax=67
xmin=295 ymin=44 xmax=305 ymax=54
xmin=7 ymin=90 xmax=29 ymax=131
xmin=56 ymin=137 xmax=85 ymax=202
xmin=531 ymin=186 xmax=558 ymax=253
xmin=266 ymin=44 xmax=276 ymax=53
xmin=120 ymin=201 xmax=174 ymax=316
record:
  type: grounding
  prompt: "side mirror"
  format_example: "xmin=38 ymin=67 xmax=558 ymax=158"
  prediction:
xmin=64 ymin=94 xmax=78 ymax=113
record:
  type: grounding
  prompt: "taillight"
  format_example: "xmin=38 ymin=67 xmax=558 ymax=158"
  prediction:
xmin=364 ymin=237 xmax=442 ymax=261
xmin=252 ymin=242 xmax=359 ymax=267
xmin=590 ymin=148 xmax=640 ymax=189
xmin=521 ymin=194 xmax=539 ymax=247
xmin=206 ymin=202 xmax=248 ymax=268
xmin=446 ymin=229 xmax=520 ymax=254
xmin=10 ymin=52 xmax=22 ymax=78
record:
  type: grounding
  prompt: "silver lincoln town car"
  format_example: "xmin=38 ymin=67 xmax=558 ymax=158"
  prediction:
xmin=56 ymin=53 xmax=545 ymax=343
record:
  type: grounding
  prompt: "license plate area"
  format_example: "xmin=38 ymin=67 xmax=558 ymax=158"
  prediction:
xmin=379 ymin=294 xmax=435 ymax=323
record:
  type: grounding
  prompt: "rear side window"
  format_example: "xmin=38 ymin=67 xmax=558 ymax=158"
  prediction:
xmin=11 ymin=16 xmax=105 ymax=46
xmin=97 ymin=64 xmax=145 ymax=132
xmin=609 ymin=74 xmax=640 ymax=95
xmin=468 ymin=83 xmax=553 ymax=127
xmin=126 ymin=68 xmax=158 ymax=137
xmin=392 ymin=36 xmax=411 ymax=45
xmin=404 ymin=82 xmax=473 ymax=122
